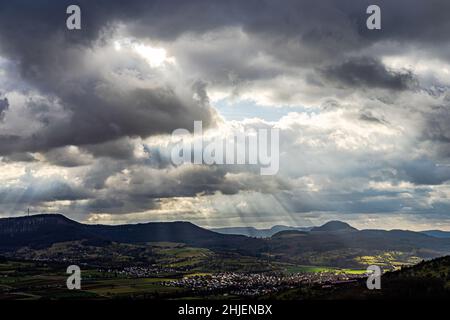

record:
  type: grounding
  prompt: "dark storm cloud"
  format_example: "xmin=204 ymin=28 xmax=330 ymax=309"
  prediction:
xmin=396 ymin=159 xmax=450 ymax=185
xmin=0 ymin=135 xmax=22 ymax=152
xmin=2 ymin=152 xmax=37 ymax=163
xmin=356 ymin=0 xmax=450 ymax=46
xmin=60 ymin=164 xmax=290 ymax=215
xmin=43 ymin=146 xmax=92 ymax=167
xmin=321 ymin=57 xmax=417 ymax=90
xmin=83 ymin=138 xmax=142 ymax=160
xmin=142 ymin=145 xmax=173 ymax=169
xmin=0 ymin=0 xmax=216 ymax=155
xmin=116 ymin=171 xmax=210 ymax=200
xmin=416 ymin=101 xmax=450 ymax=160
xmin=0 ymin=96 xmax=8 ymax=121
xmin=81 ymin=158 xmax=125 ymax=190
xmin=0 ymin=0 xmax=448 ymax=156
xmin=0 ymin=1 xmax=447 ymax=76
xmin=118 ymin=165 xmax=288 ymax=199
xmin=281 ymin=184 xmax=433 ymax=216
xmin=81 ymin=197 xmax=160 ymax=215
xmin=0 ymin=67 xmax=216 ymax=155
xmin=1 ymin=0 xmax=450 ymax=224
xmin=1 ymin=0 xmax=449 ymax=78
xmin=358 ymin=111 xmax=388 ymax=125
xmin=0 ymin=181 xmax=90 ymax=205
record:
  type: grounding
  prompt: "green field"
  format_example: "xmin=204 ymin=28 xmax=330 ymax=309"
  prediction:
xmin=0 ymin=240 xmax=432 ymax=300
xmin=284 ymin=265 xmax=366 ymax=275
xmin=0 ymin=256 xmax=370 ymax=300
xmin=82 ymin=278 xmax=183 ymax=298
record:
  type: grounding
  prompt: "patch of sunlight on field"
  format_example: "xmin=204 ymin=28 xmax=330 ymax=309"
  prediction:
xmin=183 ymin=272 xmax=212 ymax=278
xmin=355 ymin=251 xmax=423 ymax=269
xmin=284 ymin=265 xmax=366 ymax=275
xmin=339 ymin=269 xmax=367 ymax=275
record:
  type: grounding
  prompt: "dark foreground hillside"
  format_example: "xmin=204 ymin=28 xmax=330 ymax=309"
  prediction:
xmin=271 ymin=255 xmax=450 ymax=299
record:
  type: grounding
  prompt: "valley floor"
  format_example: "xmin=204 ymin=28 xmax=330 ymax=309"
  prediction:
xmin=1 ymin=255 xmax=449 ymax=300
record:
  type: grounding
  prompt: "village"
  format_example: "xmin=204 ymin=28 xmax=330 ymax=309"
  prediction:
xmin=165 ymin=271 xmax=362 ymax=297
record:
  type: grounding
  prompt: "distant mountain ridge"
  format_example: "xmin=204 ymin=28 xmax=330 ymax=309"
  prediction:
xmin=421 ymin=230 xmax=450 ymax=239
xmin=310 ymin=220 xmax=357 ymax=232
xmin=213 ymin=220 xmax=360 ymax=237
xmin=2 ymin=215 xmax=450 ymax=268
xmin=0 ymin=214 xmax=259 ymax=253
xmin=211 ymin=225 xmax=312 ymax=238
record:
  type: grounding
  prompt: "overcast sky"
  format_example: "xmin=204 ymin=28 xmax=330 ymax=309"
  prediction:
xmin=1 ymin=0 xmax=450 ymax=230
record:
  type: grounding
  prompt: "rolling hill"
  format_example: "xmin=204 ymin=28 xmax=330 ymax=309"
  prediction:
xmin=269 ymin=224 xmax=450 ymax=267
xmin=211 ymin=225 xmax=312 ymax=238
xmin=310 ymin=220 xmax=357 ymax=232
xmin=421 ymin=230 xmax=450 ymax=238
xmin=0 ymin=214 xmax=261 ymax=253
xmin=271 ymin=255 xmax=450 ymax=300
